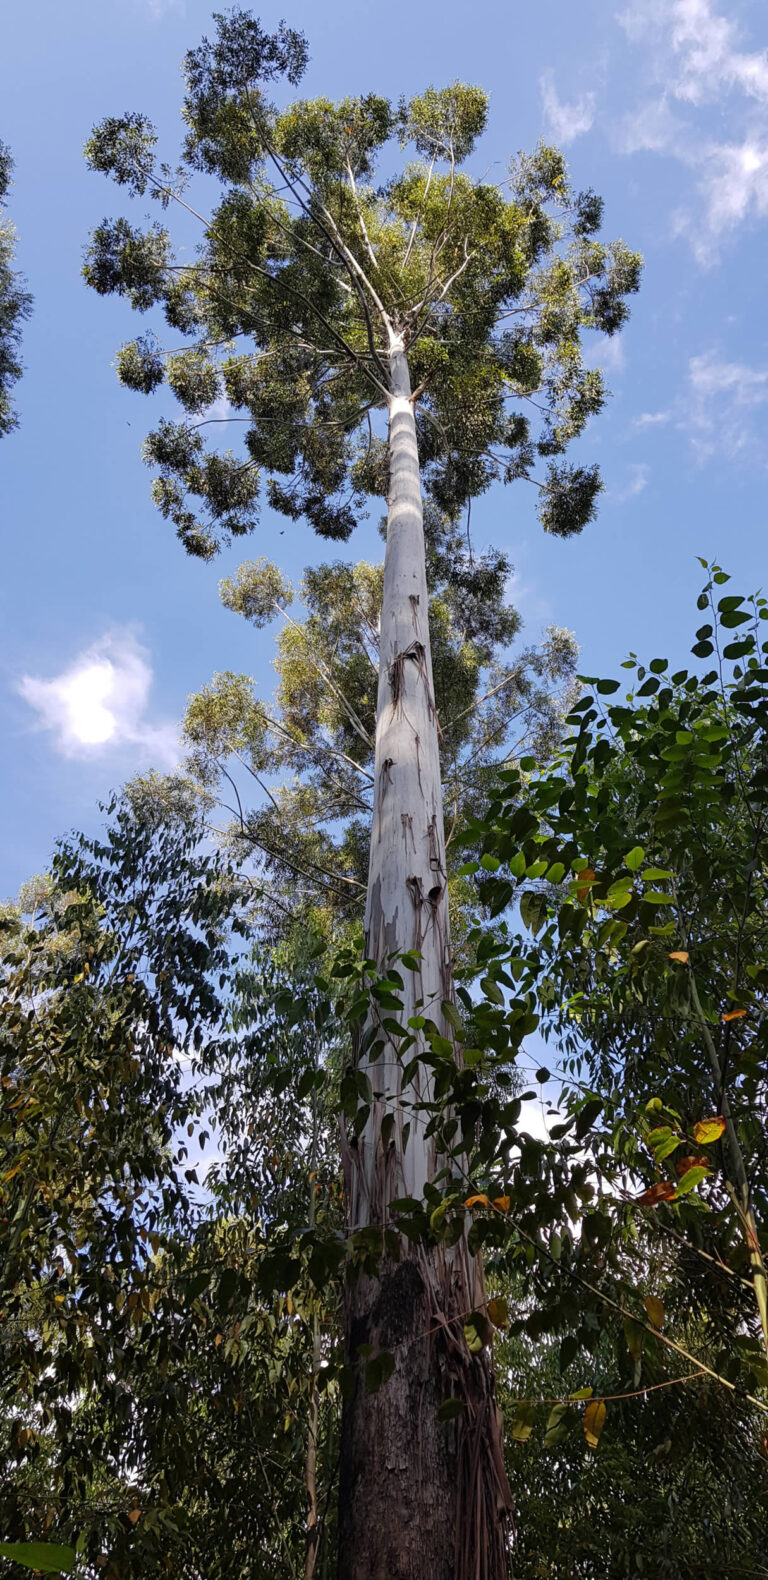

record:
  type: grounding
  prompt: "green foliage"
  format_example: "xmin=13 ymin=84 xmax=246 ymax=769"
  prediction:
xmin=0 ymin=798 xmax=348 ymax=1579
xmin=143 ymin=525 xmax=577 ymax=942
xmin=466 ymin=566 xmax=768 ymax=1374
xmin=499 ymin=1248 xmax=768 ymax=1580
xmin=83 ymin=13 xmax=641 ymax=555
xmin=0 ymin=142 xmax=32 ymax=436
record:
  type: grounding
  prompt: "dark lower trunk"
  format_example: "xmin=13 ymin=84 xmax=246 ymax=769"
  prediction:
xmin=336 ymin=1248 xmax=511 ymax=1580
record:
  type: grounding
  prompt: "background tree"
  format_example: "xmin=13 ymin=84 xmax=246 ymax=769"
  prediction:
xmin=149 ymin=524 xmax=579 ymax=941
xmin=83 ymin=13 xmax=641 ymax=1574
xmin=0 ymin=141 xmax=32 ymax=437
xmin=0 ymin=800 xmax=345 ymax=1580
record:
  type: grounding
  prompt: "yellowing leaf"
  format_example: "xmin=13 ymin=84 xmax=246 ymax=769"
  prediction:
xmin=465 ymin=1194 xmax=490 ymax=1210
xmin=487 ymin=1297 xmax=509 ymax=1329
xmin=492 ymin=1195 xmax=511 ymax=1213
xmin=644 ymin=1295 xmax=665 ymax=1330
xmin=583 ymin=1398 xmax=606 ymax=1449
xmin=692 ymin=1116 xmax=726 ymax=1144
xmin=668 ymin=950 xmax=689 ymax=964
xmin=722 ymin=1009 xmax=747 ymax=1022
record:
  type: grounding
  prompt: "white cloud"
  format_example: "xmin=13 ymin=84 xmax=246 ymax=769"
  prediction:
xmin=613 ymin=462 xmax=650 ymax=501
xmin=17 ymin=631 xmax=180 ymax=766
xmin=539 ymin=71 xmax=596 ymax=144
xmin=684 ymin=349 xmax=768 ymax=457
xmin=584 ymin=332 xmax=626 ymax=373
xmin=633 ymin=409 xmax=672 ymax=428
xmin=617 ymin=0 xmax=768 ymax=255
xmin=619 ymin=0 xmax=768 ymax=103
xmin=139 ymin=0 xmax=184 ymax=17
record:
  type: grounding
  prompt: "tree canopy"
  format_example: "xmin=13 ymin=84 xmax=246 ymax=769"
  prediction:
xmin=83 ymin=10 xmax=641 ymax=559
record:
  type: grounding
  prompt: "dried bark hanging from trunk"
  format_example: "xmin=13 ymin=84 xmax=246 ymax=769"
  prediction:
xmin=337 ymin=1248 xmax=511 ymax=1580
xmin=337 ymin=338 xmax=511 ymax=1580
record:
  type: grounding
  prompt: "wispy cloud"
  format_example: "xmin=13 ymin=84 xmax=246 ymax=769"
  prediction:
xmin=617 ymin=0 xmax=768 ymax=257
xmin=613 ymin=462 xmax=650 ymax=501
xmin=138 ymin=0 xmax=184 ymax=17
xmin=539 ymin=71 xmax=596 ymax=144
xmin=684 ymin=349 xmax=768 ymax=459
xmin=633 ymin=409 xmax=672 ymax=428
xmin=17 ymin=631 xmax=180 ymax=766
xmin=584 ymin=332 xmax=626 ymax=374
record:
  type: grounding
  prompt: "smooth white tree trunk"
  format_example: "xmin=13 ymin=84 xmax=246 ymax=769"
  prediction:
xmin=350 ymin=335 xmax=452 ymax=1226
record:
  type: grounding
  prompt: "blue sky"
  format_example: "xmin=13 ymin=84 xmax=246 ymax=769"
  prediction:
xmin=3 ymin=0 xmax=768 ymax=895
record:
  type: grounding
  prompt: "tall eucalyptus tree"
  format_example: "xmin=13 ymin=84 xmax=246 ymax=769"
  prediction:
xmin=0 ymin=141 xmax=32 ymax=436
xmin=84 ymin=14 xmax=641 ymax=1574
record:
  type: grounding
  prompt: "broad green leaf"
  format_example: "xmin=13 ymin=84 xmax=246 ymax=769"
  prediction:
xmin=624 ymin=846 xmax=644 ymax=871
xmin=676 ymin=1165 xmax=711 ymax=1195
xmin=623 ymin=1317 xmax=645 ymax=1360
xmin=437 ymin=1397 xmax=464 ymax=1421
xmin=0 ymin=1545 xmax=75 ymax=1574
xmin=511 ymin=1400 xmax=537 ymax=1442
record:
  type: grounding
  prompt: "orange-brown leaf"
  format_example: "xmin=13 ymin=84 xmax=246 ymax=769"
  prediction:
xmin=675 ymin=1154 xmax=709 ymax=1176
xmin=692 ymin=1116 xmax=726 ymax=1144
xmin=465 ymin=1194 xmax=490 ymax=1210
xmin=127 ymin=1509 xmax=141 ymax=1525
xmin=576 ymin=868 xmax=596 ymax=903
xmin=583 ymin=1398 xmax=607 ymax=1449
xmin=492 ymin=1195 xmax=511 ymax=1213
xmin=668 ymin=951 xmax=689 ymax=964
xmin=722 ymin=1009 xmax=747 ymax=1022
xmin=636 ymin=1181 xmax=677 ymax=1206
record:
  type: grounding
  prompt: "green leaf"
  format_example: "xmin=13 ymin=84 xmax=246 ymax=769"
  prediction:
xmin=511 ymin=1400 xmax=537 ymax=1441
xmin=575 ymin=1097 xmax=603 ymax=1139
xmin=437 ymin=1397 xmax=464 ymax=1421
xmin=520 ymin=891 xmax=547 ymax=936
xmin=624 ymin=846 xmax=644 ymax=871
xmin=653 ymin=1135 xmax=682 ymax=1163
xmin=0 ymin=1545 xmax=75 ymax=1574
xmin=441 ymin=1000 xmax=463 ymax=1032
xmin=623 ymin=1317 xmax=645 ymax=1360
xmin=676 ymin=1164 xmax=711 ymax=1195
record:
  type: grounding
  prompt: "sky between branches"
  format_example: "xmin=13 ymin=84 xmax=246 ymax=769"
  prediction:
xmin=2 ymin=0 xmax=767 ymax=891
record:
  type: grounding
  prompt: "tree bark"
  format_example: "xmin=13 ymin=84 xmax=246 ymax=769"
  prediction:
xmin=337 ymin=335 xmax=511 ymax=1580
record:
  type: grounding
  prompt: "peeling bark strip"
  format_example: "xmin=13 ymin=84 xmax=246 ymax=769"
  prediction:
xmin=338 ymin=337 xmax=511 ymax=1580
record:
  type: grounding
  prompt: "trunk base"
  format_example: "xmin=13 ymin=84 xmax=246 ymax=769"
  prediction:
xmin=337 ymin=1248 xmax=511 ymax=1580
